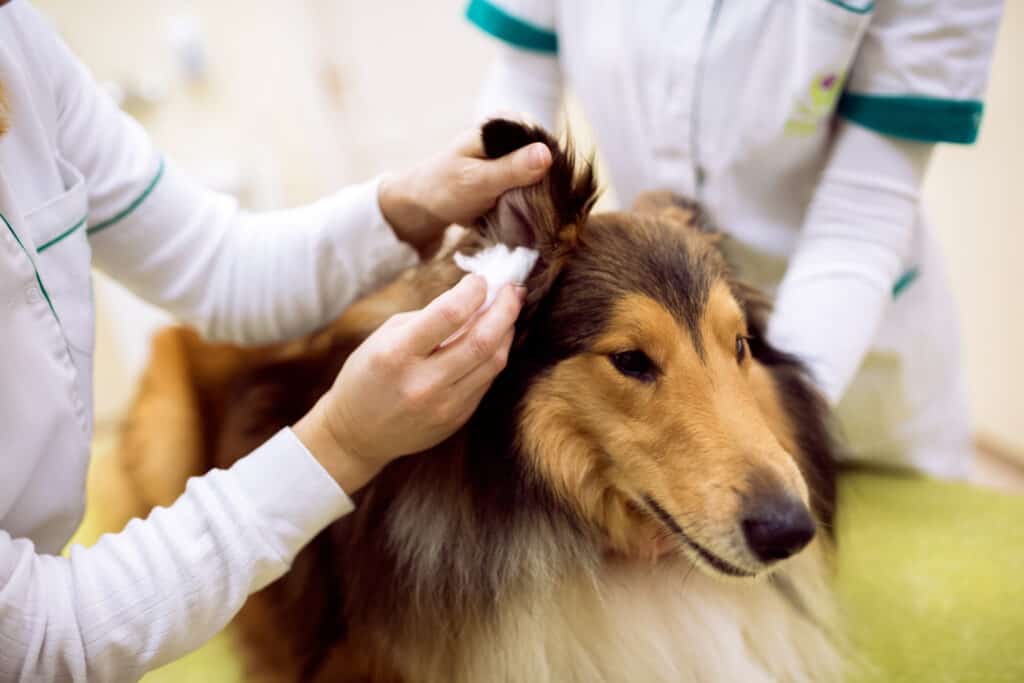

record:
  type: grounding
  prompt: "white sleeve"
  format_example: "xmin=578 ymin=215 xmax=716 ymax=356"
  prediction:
xmin=0 ymin=429 xmax=353 ymax=682
xmin=41 ymin=8 xmax=416 ymax=345
xmin=476 ymin=45 xmax=563 ymax=132
xmin=766 ymin=121 xmax=931 ymax=405
xmin=837 ymin=0 xmax=1002 ymax=144
xmin=466 ymin=0 xmax=563 ymax=131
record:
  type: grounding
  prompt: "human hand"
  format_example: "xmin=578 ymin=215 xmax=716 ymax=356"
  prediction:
xmin=294 ymin=274 xmax=524 ymax=492
xmin=378 ymin=125 xmax=552 ymax=257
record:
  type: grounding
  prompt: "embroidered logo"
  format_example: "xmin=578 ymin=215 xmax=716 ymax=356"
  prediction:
xmin=785 ymin=71 xmax=846 ymax=136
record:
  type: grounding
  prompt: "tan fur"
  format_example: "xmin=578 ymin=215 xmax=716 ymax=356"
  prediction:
xmin=520 ymin=285 xmax=808 ymax=572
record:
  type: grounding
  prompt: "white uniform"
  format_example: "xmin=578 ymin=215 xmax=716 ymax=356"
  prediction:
xmin=469 ymin=0 xmax=1002 ymax=478
xmin=0 ymin=2 xmax=417 ymax=680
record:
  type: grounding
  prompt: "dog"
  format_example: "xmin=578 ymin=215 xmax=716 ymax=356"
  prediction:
xmin=116 ymin=119 xmax=845 ymax=682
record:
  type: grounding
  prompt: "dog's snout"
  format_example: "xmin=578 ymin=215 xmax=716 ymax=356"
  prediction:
xmin=741 ymin=496 xmax=815 ymax=563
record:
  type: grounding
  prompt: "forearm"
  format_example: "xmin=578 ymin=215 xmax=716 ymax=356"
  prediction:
xmin=766 ymin=122 xmax=933 ymax=404
xmin=0 ymin=429 xmax=351 ymax=682
xmin=92 ymin=163 xmax=418 ymax=345
xmin=476 ymin=46 xmax=563 ymax=131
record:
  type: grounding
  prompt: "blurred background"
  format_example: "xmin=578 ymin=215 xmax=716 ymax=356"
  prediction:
xmin=33 ymin=1 xmax=1022 ymax=471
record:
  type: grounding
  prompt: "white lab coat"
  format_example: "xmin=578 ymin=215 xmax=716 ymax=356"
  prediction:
xmin=0 ymin=2 xmax=416 ymax=680
xmin=469 ymin=0 xmax=1003 ymax=477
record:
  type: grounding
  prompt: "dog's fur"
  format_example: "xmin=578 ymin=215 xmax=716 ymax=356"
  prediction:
xmin=116 ymin=120 xmax=845 ymax=682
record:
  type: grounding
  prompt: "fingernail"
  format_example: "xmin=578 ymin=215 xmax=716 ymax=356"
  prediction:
xmin=528 ymin=143 xmax=550 ymax=171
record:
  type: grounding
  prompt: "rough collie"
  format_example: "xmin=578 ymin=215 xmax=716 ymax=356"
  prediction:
xmin=117 ymin=119 xmax=844 ymax=682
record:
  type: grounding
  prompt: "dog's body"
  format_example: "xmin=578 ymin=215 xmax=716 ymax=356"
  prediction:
xmin=117 ymin=121 xmax=845 ymax=682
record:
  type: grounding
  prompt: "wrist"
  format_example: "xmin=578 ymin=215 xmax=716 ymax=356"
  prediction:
xmin=293 ymin=403 xmax=382 ymax=494
xmin=378 ymin=173 xmax=442 ymax=257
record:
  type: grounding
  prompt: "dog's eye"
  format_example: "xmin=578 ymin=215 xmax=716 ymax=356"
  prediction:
xmin=609 ymin=350 xmax=657 ymax=382
xmin=736 ymin=335 xmax=747 ymax=363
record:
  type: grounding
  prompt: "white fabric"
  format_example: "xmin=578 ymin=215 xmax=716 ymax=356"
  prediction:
xmin=476 ymin=45 xmax=562 ymax=132
xmin=845 ymin=0 xmax=1004 ymax=100
xmin=471 ymin=0 xmax=1001 ymax=477
xmin=0 ymin=3 xmax=413 ymax=679
xmin=767 ymin=122 xmax=931 ymax=405
xmin=0 ymin=429 xmax=353 ymax=682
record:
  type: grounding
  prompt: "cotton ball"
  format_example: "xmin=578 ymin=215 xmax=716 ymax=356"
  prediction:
xmin=454 ymin=244 xmax=539 ymax=310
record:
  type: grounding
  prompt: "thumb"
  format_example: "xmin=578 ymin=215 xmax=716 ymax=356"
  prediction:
xmin=481 ymin=142 xmax=551 ymax=196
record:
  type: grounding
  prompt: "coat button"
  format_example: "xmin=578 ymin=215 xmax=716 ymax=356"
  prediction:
xmin=25 ymin=285 xmax=41 ymax=305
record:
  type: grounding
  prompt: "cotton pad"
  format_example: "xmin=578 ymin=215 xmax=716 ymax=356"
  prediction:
xmin=454 ymin=244 xmax=539 ymax=311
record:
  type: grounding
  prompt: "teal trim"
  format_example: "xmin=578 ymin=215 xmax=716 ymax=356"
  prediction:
xmin=892 ymin=268 xmax=919 ymax=299
xmin=1 ymin=211 xmax=59 ymax=321
xmin=838 ymin=94 xmax=984 ymax=144
xmin=466 ymin=0 xmax=558 ymax=54
xmin=87 ymin=158 xmax=166 ymax=236
xmin=823 ymin=0 xmax=875 ymax=14
xmin=36 ymin=216 xmax=86 ymax=253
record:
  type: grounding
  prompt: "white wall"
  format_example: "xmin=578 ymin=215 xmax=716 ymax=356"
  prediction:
xmin=34 ymin=1 xmax=1023 ymax=453
xmin=923 ymin=2 xmax=1023 ymax=455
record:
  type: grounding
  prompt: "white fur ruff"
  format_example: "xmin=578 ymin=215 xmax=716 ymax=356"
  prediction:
xmin=402 ymin=543 xmax=845 ymax=683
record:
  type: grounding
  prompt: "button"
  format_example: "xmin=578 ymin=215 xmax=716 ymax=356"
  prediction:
xmin=25 ymin=285 xmax=41 ymax=305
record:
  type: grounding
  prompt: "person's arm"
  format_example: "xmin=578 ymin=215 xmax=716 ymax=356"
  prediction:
xmin=0 ymin=275 xmax=523 ymax=682
xmin=0 ymin=429 xmax=348 ymax=682
xmin=766 ymin=0 xmax=1002 ymax=405
xmin=476 ymin=45 xmax=563 ymax=132
xmin=467 ymin=0 xmax=564 ymax=131
xmin=35 ymin=4 xmax=546 ymax=345
xmin=766 ymin=122 xmax=929 ymax=404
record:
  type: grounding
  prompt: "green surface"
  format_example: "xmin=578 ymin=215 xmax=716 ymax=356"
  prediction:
xmin=837 ymin=472 xmax=1024 ymax=682
xmin=142 ymin=632 xmax=243 ymax=683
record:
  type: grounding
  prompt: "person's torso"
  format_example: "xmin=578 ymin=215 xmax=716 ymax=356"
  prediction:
xmin=0 ymin=2 xmax=95 ymax=554
xmin=555 ymin=0 xmax=874 ymax=254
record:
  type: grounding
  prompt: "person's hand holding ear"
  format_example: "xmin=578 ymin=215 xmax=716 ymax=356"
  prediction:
xmin=378 ymin=126 xmax=552 ymax=257
xmin=294 ymin=274 xmax=524 ymax=494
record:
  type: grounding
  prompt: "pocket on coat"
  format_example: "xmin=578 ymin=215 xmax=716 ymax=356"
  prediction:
xmin=23 ymin=156 xmax=94 ymax=357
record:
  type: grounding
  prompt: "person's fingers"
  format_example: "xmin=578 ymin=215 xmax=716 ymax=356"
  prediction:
xmin=477 ymin=142 xmax=551 ymax=196
xmin=449 ymin=345 xmax=509 ymax=423
xmin=402 ymin=275 xmax=488 ymax=354
xmin=451 ymin=326 xmax=514 ymax=393
xmin=432 ymin=285 xmax=522 ymax=381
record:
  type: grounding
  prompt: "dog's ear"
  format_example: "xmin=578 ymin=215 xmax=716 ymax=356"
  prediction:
xmin=632 ymin=190 xmax=719 ymax=242
xmin=475 ymin=118 xmax=599 ymax=303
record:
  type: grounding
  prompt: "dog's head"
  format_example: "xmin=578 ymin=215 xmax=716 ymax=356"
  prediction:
xmin=472 ymin=119 xmax=836 ymax=580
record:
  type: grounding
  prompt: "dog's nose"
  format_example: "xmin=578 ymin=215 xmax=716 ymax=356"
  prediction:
xmin=741 ymin=496 xmax=816 ymax=563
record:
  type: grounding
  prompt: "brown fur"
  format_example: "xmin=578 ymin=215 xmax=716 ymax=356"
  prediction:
xmin=116 ymin=120 xmax=840 ymax=682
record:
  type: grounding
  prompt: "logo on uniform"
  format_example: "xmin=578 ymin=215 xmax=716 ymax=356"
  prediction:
xmin=785 ymin=71 xmax=846 ymax=136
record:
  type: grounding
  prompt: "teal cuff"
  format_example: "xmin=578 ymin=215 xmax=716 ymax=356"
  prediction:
xmin=824 ymin=0 xmax=875 ymax=13
xmin=466 ymin=0 xmax=558 ymax=54
xmin=892 ymin=267 xmax=919 ymax=299
xmin=838 ymin=94 xmax=984 ymax=145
